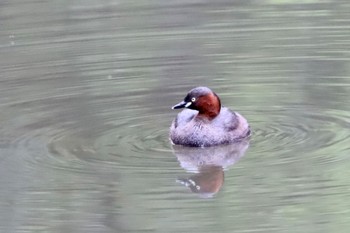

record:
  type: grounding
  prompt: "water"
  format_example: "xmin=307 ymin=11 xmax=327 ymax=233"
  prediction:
xmin=1 ymin=0 xmax=350 ymax=232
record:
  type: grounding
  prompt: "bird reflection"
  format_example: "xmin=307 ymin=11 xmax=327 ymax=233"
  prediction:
xmin=173 ymin=139 xmax=249 ymax=198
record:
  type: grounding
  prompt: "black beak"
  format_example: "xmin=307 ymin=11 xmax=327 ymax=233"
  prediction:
xmin=172 ymin=101 xmax=187 ymax=109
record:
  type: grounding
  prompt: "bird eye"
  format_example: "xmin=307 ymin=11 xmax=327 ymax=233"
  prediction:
xmin=191 ymin=97 xmax=196 ymax=102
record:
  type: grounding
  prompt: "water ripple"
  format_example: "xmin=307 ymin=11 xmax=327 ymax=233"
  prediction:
xmin=251 ymin=107 xmax=350 ymax=162
xmin=2 ymin=88 xmax=349 ymax=173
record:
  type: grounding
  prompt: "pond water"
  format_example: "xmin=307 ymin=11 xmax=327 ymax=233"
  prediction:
xmin=1 ymin=1 xmax=350 ymax=232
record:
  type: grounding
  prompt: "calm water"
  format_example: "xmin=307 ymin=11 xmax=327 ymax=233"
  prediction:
xmin=1 ymin=1 xmax=350 ymax=232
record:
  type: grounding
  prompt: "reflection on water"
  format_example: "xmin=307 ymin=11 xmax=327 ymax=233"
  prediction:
xmin=174 ymin=140 xmax=249 ymax=198
xmin=1 ymin=0 xmax=350 ymax=232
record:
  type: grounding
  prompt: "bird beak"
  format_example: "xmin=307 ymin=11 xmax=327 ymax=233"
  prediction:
xmin=172 ymin=101 xmax=192 ymax=109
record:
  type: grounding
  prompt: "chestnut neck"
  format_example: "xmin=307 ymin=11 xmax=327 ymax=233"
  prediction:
xmin=196 ymin=93 xmax=221 ymax=120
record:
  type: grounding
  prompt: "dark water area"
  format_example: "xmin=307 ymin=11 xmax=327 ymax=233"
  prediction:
xmin=1 ymin=0 xmax=350 ymax=232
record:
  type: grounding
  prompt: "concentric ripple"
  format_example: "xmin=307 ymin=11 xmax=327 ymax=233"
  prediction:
xmin=4 ymin=96 xmax=349 ymax=174
xmin=251 ymin=107 xmax=350 ymax=163
xmin=44 ymin=111 xmax=175 ymax=173
xmin=0 ymin=88 xmax=176 ymax=175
